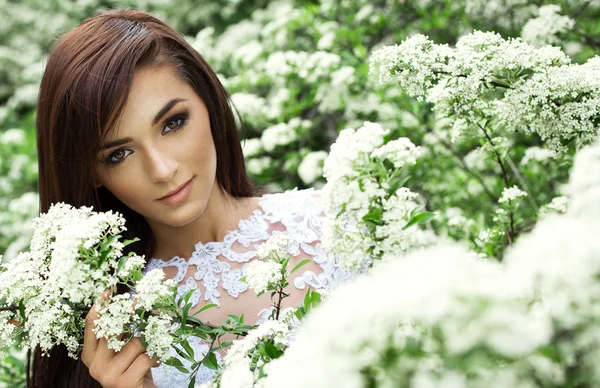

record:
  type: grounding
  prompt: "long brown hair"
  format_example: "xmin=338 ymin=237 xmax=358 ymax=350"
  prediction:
xmin=31 ymin=8 xmax=254 ymax=387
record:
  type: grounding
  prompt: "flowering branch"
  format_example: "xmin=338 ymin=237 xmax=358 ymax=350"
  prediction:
xmin=479 ymin=123 xmax=515 ymax=244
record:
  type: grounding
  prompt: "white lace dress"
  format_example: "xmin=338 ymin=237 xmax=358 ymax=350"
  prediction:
xmin=143 ymin=189 xmax=354 ymax=387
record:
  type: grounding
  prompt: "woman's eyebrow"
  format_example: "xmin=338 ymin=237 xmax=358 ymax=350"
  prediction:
xmin=152 ymin=97 xmax=187 ymax=125
xmin=102 ymin=137 xmax=132 ymax=151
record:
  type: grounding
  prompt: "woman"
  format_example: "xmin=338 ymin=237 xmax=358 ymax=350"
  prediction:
xmin=32 ymin=8 xmax=348 ymax=388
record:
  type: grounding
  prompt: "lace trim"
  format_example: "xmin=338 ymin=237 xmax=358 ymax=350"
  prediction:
xmin=144 ymin=189 xmax=354 ymax=308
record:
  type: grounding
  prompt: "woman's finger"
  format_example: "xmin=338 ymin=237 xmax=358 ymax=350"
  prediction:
xmin=109 ymin=337 xmax=147 ymax=376
xmin=81 ymin=303 xmax=101 ymax=366
xmin=122 ymin=352 xmax=159 ymax=384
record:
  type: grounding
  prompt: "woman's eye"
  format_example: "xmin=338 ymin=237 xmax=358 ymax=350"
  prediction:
xmin=105 ymin=149 xmax=133 ymax=165
xmin=162 ymin=113 xmax=188 ymax=135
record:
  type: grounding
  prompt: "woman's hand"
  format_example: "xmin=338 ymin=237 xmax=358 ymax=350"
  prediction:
xmin=81 ymin=293 xmax=159 ymax=388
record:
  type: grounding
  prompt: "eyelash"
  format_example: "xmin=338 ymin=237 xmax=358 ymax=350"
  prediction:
xmin=104 ymin=112 xmax=189 ymax=166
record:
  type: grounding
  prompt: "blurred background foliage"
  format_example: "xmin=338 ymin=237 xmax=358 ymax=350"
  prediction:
xmin=1 ymin=0 xmax=599 ymax=384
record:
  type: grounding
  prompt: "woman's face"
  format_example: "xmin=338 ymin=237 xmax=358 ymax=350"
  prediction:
xmin=94 ymin=65 xmax=217 ymax=228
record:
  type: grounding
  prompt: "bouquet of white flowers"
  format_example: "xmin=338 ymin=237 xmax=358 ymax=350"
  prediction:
xmin=0 ymin=203 xmax=252 ymax=384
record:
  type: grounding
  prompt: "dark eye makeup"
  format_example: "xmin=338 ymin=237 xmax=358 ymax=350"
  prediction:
xmin=103 ymin=111 xmax=190 ymax=166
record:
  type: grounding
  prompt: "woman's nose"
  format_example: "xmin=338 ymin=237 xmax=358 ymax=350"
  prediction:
xmin=146 ymin=147 xmax=178 ymax=183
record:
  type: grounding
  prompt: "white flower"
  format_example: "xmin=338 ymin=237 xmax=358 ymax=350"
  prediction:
xmin=372 ymin=137 xmax=420 ymax=169
xmin=119 ymin=254 xmax=146 ymax=278
xmin=0 ymin=312 xmax=18 ymax=349
xmin=241 ymin=138 xmax=263 ymax=158
xmin=564 ymin=142 xmax=600 ymax=217
xmin=144 ymin=314 xmax=176 ymax=361
xmin=255 ymin=232 xmax=298 ymax=259
xmin=539 ymin=196 xmax=569 ymax=219
xmin=220 ymin=359 xmax=255 ymax=388
xmin=520 ymin=147 xmax=556 ymax=165
xmin=521 ymin=5 xmax=575 ymax=48
xmin=323 ymin=121 xmax=389 ymax=182
xmin=498 ymin=186 xmax=528 ymax=203
xmin=134 ymin=269 xmax=175 ymax=311
xmin=223 ymin=319 xmax=291 ymax=368
xmin=246 ymin=260 xmax=282 ymax=295
xmin=231 ymin=93 xmax=267 ymax=126
xmin=246 ymin=156 xmax=273 ymax=175
xmin=0 ymin=128 xmax=26 ymax=145
xmin=93 ymin=294 xmax=137 ymax=352
xmin=297 ymin=151 xmax=328 ymax=184
xmin=498 ymin=56 xmax=600 ymax=153
xmin=261 ymin=122 xmax=299 ymax=152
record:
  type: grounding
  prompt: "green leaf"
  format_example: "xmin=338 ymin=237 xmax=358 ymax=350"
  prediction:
xmin=202 ymin=352 xmax=219 ymax=370
xmin=280 ymin=256 xmax=292 ymax=272
xmin=100 ymin=235 xmax=120 ymax=252
xmin=263 ymin=341 xmax=282 ymax=359
xmin=290 ymin=259 xmax=312 ymax=274
xmin=181 ymin=339 xmax=195 ymax=359
xmin=182 ymin=288 xmax=196 ymax=304
xmin=122 ymin=237 xmax=140 ymax=247
xmin=182 ymin=302 xmax=193 ymax=325
xmin=192 ymin=303 xmax=218 ymax=316
xmin=164 ymin=357 xmax=190 ymax=374
xmin=310 ymin=289 xmax=321 ymax=308
xmin=302 ymin=288 xmax=312 ymax=313
xmin=172 ymin=344 xmax=195 ymax=363
xmin=187 ymin=375 xmax=196 ymax=388
xmin=403 ymin=212 xmax=436 ymax=230
xmin=116 ymin=256 xmax=127 ymax=274
xmin=215 ymin=340 xmax=233 ymax=350
xmin=388 ymin=175 xmax=412 ymax=196
xmin=363 ymin=207 xmax=383 ymax=224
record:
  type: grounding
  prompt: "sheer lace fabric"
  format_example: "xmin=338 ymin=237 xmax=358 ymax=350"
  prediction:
xmin=144 ymin=189 xmax=354 ymax=387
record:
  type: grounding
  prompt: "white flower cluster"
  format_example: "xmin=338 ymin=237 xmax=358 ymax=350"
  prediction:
xmin=322 ymin=121 xmax=422 ymax=270
xmin=297 ymin=151 xmax=328 ymax=185
xmin=213 ymin=310 xmax=298 ymax=388
xmin=538 ymin=196 xmax=569 ymax=219
xmin=463 ymin=0 xmax=535 ymax=29
xmin=369 ymin=34 xmax=451 ymax=100
xmin=521 ymin=5 xmax=575 ymax=48
xmin=498 ymin=185 xmax=528 ymax=203
xmin=369 ymin=31 xmax=600 ymax=151
xmin=260 ymin=118 xmax=310 ymax=153
xmin=246 ymin=260 xmax=282 ymax=295
xmin=371 ymin=138 xmax=420 ymax=169
xmin=255 ymin=232 xmax=298 ymax=260
xmin=93 ymin=294 xmax=137 ymax=352
xmin=498 ymin=57 xmax=600 ymax=152
xmin=520 ymin=146 xmax=556 ymax=165
xmin=93 ymin=269 xmax=176 ymax=354
xmin=144 ymin=314 xmax=177 ymax=361
xmin=261 ymin=246 xmax=550 ymax=388
xmin=133 ymin=269 xmax=175 ymax=311
xmin=0 ymin=311 xmax=17 ymax=352
xmin=261 ymin=140 xmax=600 ymax=387
xmin=0 ymin=204 xmax=132 ymax=357
xmin=0 ymin=203 xmax=179 ymax=362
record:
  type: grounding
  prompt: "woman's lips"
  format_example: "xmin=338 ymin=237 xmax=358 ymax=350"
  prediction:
xmin=157 ymin=177 xmax=193 ymax=205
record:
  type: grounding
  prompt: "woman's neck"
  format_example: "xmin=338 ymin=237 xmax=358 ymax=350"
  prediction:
xmin=148 ymin=182 xmax=260 ymax=260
